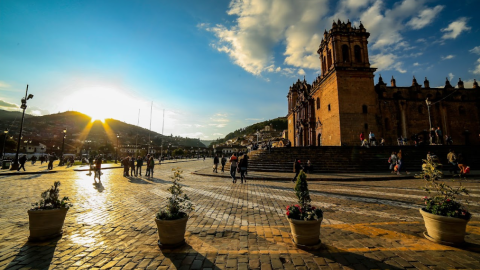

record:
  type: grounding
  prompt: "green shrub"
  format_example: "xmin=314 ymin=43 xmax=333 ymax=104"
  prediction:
xmin=286 ymin=171 xmax=323 ymax=220
xmin=156 ymin=168 xmax=194 ymax=220
xmin=31 ymin=181 xmax=71 ymax=210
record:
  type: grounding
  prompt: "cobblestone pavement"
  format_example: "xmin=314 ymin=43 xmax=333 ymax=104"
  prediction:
xmin=1 ymin=160 xmax=480 ymax=270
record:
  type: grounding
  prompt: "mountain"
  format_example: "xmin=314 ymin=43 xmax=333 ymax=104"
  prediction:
xmin=208 ymin=117 xmax=287 ymax=147
xmin=200 ymin=140 xmax=215 ymax=147
xmin=0 ymin=109 xmax=33 ymax=123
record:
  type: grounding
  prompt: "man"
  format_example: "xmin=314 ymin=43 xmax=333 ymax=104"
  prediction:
xmin=17 ymin=155 xmax=27 ymax=171
xmin=435 ymin=127 xmax=443 ymax=145
xmin=136 ymin=156 xmax=143 ymax=176
xmin=292 ymin=158 xmax=302 ymax=182
xmin=369 ymin=131 xmax=376 ymax=146
xmin=221 ymin=155 xmax=226 ymax=172
xmin=122 ymin=156 xmax=130 ymax=177
xmin=129 ymin=156 xmax=135 ymax=177
xmin=213 ymin=154 xmax=219 ymax=173
xmin=48 ymin=153 xmax=56 ymax=170
xmin=430 ymin=128 xmax=436 ymax=145
xmin=447 ymin=149 xmax=458 ymax=174
xmin=145 ymin=154 xmax=151 ymax=177
xmin=230 ymin=154 xmax=238 ymax=183
xmin=94 ymin=155 xmax=102 ymax=181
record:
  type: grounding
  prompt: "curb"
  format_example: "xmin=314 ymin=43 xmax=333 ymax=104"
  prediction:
xmin=191 ymin=171 xmax=415 ymax=181
xmin=0 ymin=171 xmax=58 ymax=176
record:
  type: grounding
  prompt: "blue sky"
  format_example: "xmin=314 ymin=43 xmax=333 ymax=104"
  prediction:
xmin=1 ymin=0 xmax=479 ymax=140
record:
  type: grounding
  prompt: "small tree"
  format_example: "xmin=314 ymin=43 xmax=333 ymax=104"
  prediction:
xmin=417 ymin=158 xmax=470 ymax=219
xmin=286 ymin=171 xmax=322 ymax=220
xmin=32 ymin=181 xmax=71 ymax=210
xmin=156 ymin=168 xmax=194 ymax=220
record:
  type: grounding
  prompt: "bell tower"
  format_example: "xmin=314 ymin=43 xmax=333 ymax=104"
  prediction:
xmin=312 ymin=20 xmax=378 ymax=146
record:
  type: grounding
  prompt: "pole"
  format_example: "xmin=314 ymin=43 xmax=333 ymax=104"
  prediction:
xmin=1 ymin=130 xmax=8 ymax=161
xmin=10 ymin=85 xmax=29 ymax=170
xmin=60 ymin=133 xmax=66 ymax=166
xmin=115 ymin=135 xmax=119 ymax=164
xmin=160 ymin=109 xmax=164 ymax=161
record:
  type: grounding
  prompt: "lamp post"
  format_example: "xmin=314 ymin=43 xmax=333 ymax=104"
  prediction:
xmin=59 ymin=128 xmax=67 ymax=166
xmin=426 ymin=98 xmax=432 ymax=132
xmin=115 ymin=134 xmax=119 ymax=164
xmin=2 ymin=128 xmax=8 ymax=161
xmin=10 ymin=85 xmax=33 ymax=170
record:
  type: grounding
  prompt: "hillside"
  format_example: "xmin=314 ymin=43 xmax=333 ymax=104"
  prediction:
xmin=208 ymin=117 xmax=287 ymax=146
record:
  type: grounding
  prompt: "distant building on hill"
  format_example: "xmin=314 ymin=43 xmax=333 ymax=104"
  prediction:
xmin=287 ymin=20 xmax=480 ymax=147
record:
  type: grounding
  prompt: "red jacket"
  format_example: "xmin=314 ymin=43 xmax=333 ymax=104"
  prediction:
xmin=360 ymin=133 xmax=365 ymax=141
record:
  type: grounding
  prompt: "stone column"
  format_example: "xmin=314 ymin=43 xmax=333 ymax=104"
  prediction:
xmin=399 ymin=101 xmax=407 ymax=138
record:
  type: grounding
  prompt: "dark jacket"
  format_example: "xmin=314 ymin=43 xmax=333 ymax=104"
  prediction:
xmin=214 ymin=156 xmax=219 ymax=164
xmin=294 ymin=161 xmax=302 ymax=172
xmin=136 ymin=158 xmax=143 ymax=166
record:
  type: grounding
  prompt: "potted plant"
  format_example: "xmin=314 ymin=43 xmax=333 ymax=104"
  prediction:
xmin=418 ymin=157 xmax=471 ymax=245
xmin=286 ymin=170 xmax=323 ymax=249
xmin=28 ymin=181 xmax=72 ymax=241
xmin=155 ymin=168 xmax=194 ymax=248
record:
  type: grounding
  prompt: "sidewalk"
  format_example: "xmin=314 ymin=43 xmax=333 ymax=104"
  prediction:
xmin=193 ymin=167 xmax=480 ymax=181
xmin=0 ymin=158 xmax=198 ymax=176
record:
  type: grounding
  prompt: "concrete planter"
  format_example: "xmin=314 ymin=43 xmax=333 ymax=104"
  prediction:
xmin=28 ymin=208 xmax=68 ymax=242
xmin=155 ymin=215 xmax=188 ymax=248
xmin=420 ymin=208 xmax=471 ymax=246
xmin=287 ymin=217 xmax=323 ymax=249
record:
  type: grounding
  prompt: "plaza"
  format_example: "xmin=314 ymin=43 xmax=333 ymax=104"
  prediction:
xmin=1 ymin=160 xmax=480 ymax=269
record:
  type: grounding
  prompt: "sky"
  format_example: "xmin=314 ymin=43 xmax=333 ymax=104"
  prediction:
xmin=1 ymin=0 xmax=479 ymax=140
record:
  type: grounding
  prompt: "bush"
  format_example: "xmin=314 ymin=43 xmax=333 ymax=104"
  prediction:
xmin=417 ymin=158 xmax=470 ymax=219
xmin=156 ymin=168 xmax=194 ymax=220
xmin=286 ymin=171 xmax=323 ymax=221
xmin=31 ymin=181 xmax=71 ymax=210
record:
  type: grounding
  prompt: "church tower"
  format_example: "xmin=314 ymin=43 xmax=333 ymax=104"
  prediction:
xmin=311 ymin=20 xmax=378 ymax=146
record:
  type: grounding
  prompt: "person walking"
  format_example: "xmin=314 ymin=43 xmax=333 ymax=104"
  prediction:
xmin=292 ymin=158 xmax=302 ymax=182
xmin=447 ymin=149 xmax=458 ymax=174
xmin=238 ymin=154 xmax=248 ymax=183
xmin=435 ymin=127 xmax=443 ymax=145
xmin=122 ymin=156 xmax=130 ymax=177
xmin=369 ymin=131 xmax=376 ymax=146
xmin=230 ymin=154 xmax=238 ymax=183
xmin=396 ymin=150 xmax=403 ymax=175
xmin=17 ymin=155 xmax=27 ymax=171
xmin=359 ymin=132 xmax=365 ymax=146
xmin=136 ymin=155 xmax=143 ymax=176
xmin=40 ymin=155 xmax=45 ymax=165
xmin=129 ymin=156 xmax=135 ymax=177
xmin=31 ymin=155 xmax=37 ymax=165
xmin=389 ymin=151 xmax=397 ymax=173
xmin=94 ymin=155 xmax=102 ymax=182
xmin=221 ymin=155 xmax=226 ymax=172
xmin=213 ymin=154 xmax=219 ymax=173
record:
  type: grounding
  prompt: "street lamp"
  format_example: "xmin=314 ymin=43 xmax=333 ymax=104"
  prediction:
xmin=115 ymin=134 xmax=119 ymax=164
xmin=1 ymin=128 xmax=8 ymax=161
xmin=426 ymin=98 xmax=432 ymax=132
xmin=10 ymin=85 xmax=33 ymax=170
xmin=59 ymin=128 xmax=67 ymax=166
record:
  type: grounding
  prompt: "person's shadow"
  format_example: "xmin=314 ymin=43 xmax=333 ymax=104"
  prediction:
xmin=5 ymin=238 xmax=59 ymax=269
xmin=93 ymin=181 xmax=104 ymax=192
xmin=161 ymin=243 xmax=220 ymax=269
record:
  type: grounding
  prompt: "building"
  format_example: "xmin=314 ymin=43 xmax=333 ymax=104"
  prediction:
xmin=287 ymin=20 xmax=480 ymax=146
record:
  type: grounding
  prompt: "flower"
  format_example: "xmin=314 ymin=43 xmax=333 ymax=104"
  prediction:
xmin=286 ymin=206 xmax=290 ymax=210
xmin=423 ymin=196 xmax=428 ymax=199
xmin=446 ymin=199 xmax=451 ymax=202
xmin=312 ymin=207 xmax=316 ymax=210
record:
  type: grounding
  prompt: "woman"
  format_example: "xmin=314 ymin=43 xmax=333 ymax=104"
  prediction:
xmin=292 ymin=158 xmax=302 ymax=182
xmin=230 ymin=154 xmax=238 ymax=183
xmin=238 ymin=154 xmax=248 ymax=184
xmin=389 ymin=152 xmax=397 ymax=173
xmin=396 ymin=150 xmax=403 ymax=175
xmin=148 ymin=156 xmax=155 ymax=178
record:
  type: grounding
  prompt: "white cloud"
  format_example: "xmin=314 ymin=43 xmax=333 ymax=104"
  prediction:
xmin=463 ymin=79 xmax=475 ymax=88
xmin=245 ymin=118 xmax=264 ymax=121
xmin=470 ymin=46 xmax=480 ymax=55
xmin=213 ymin=133 xmax=224 ymax=136
xmin=413 ymin=62 xmax=419 ymax=66
xmin=441 ymin=55 xmax=455 ymax=60
xmin=298 ymin=69 xmax=306 ymax=76
xmin=441 ymin=17 xmax=471 ymax=40
xmin=448 ymin=73 xmax=454 ymax=81
xmin=407 ymin=5 xmax=444 ymax=29
xmin=0 ymin=81 xmax=10 ymax=88
xmin=471 ymin=59 xmax=480 ymax=75
xmin=370 ymin=53 xmax=406 ymax=73
xmin=416 ymin=38 xmax=427 ymax=43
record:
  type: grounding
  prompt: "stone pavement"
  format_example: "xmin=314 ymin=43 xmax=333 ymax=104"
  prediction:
xmin=1 ymin=160 xmax=480 ymax=269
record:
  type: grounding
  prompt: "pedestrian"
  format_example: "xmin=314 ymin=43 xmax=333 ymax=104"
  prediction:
xmin=379 ymin=138 xmax=385 ymax=146
xmin=31 ymin=155 xmax=37 ymax=165
xmin=145 ymin=154 xmax=151 ymax=177
xmin=396 ymin=150 xmax=403 ymax=175
xmin=148 ymin=155 xmax=155 ymax=178
xmin=48 ymin=153 xmax=56 ymax=170
xmin=445 ymin=135 xmax=453 ymax=145
xmin=447 ymin=149 xmax=458 ymax=174
xmin=129 ymin=156 xmax=135 ymax=177
xmin=40 ymin=155 xmax=45 ymax=165
xmin=17 ymin=155 xmax=27 ymax=171
xmin=359 ymin=132 xmax=365 ymax=146
xmin=230 ymin=154 xmax=238 ymax=183
xmin=430 ymin=128 xmax=436 ymax=145
xmin=136 ymin=155 xmax=143 ymax=176
xmin=457 ymin=153 xmax=466 ymax=177
xmin=87 ymin=155 xmax=94 ymax=175
xmin=292 ymin=158 xmax=302 ymax=182
xmin=369 ymin=131 xmax=376 ymax=146
xmin=389 ymin=151 xmax=397 ymax=173
xmin=94 ymin=155 xmax=102 ymax=181
xmin=238 ymin=154 xmax=248 ymax=184
xmin=435 ymin=127 xmax=443 ymax=145
xmin=122 ymin=156 xmax=130 ymax=177
xmin=221 ymin=155 xmax=226 ymax=172
xmin=305 ymin=160 xmax=313 ymax=173
xmin=213 ymin=154 xmax=219 ymax=173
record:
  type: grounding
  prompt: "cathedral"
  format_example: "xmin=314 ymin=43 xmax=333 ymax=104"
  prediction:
xmin=287 ymin=20 xmax=480 ymax=147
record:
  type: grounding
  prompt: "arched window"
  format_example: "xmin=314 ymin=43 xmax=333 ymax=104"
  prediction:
xmin=327 ymin=50 xmax=332 ymax=69
xmin=384 ymin=118 xmax=390 ymax=130
xmin=316 ymin=97 xmax=320 ymax=110
xmin=459 ymin=106 xmax=466 ymax=115
xmin=328 ymin=104 xmax=331 ymax=111
xmin=342 ymin=44 xmax=349 ymax=62
xmin=362 ymin=105 xmax=368 ymax=114
xmin=322 ymin=56 xmax=326 ymax=74
xmin=354 ymin=45 xmax=362 ymax=63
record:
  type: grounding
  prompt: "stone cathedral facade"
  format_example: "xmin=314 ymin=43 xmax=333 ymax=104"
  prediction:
xmin=287 ymin=20 xmax=480 ymax=147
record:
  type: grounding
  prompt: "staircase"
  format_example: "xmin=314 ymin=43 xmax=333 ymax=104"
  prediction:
xmin=226 ymin=146 xmax=479 ymax=173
